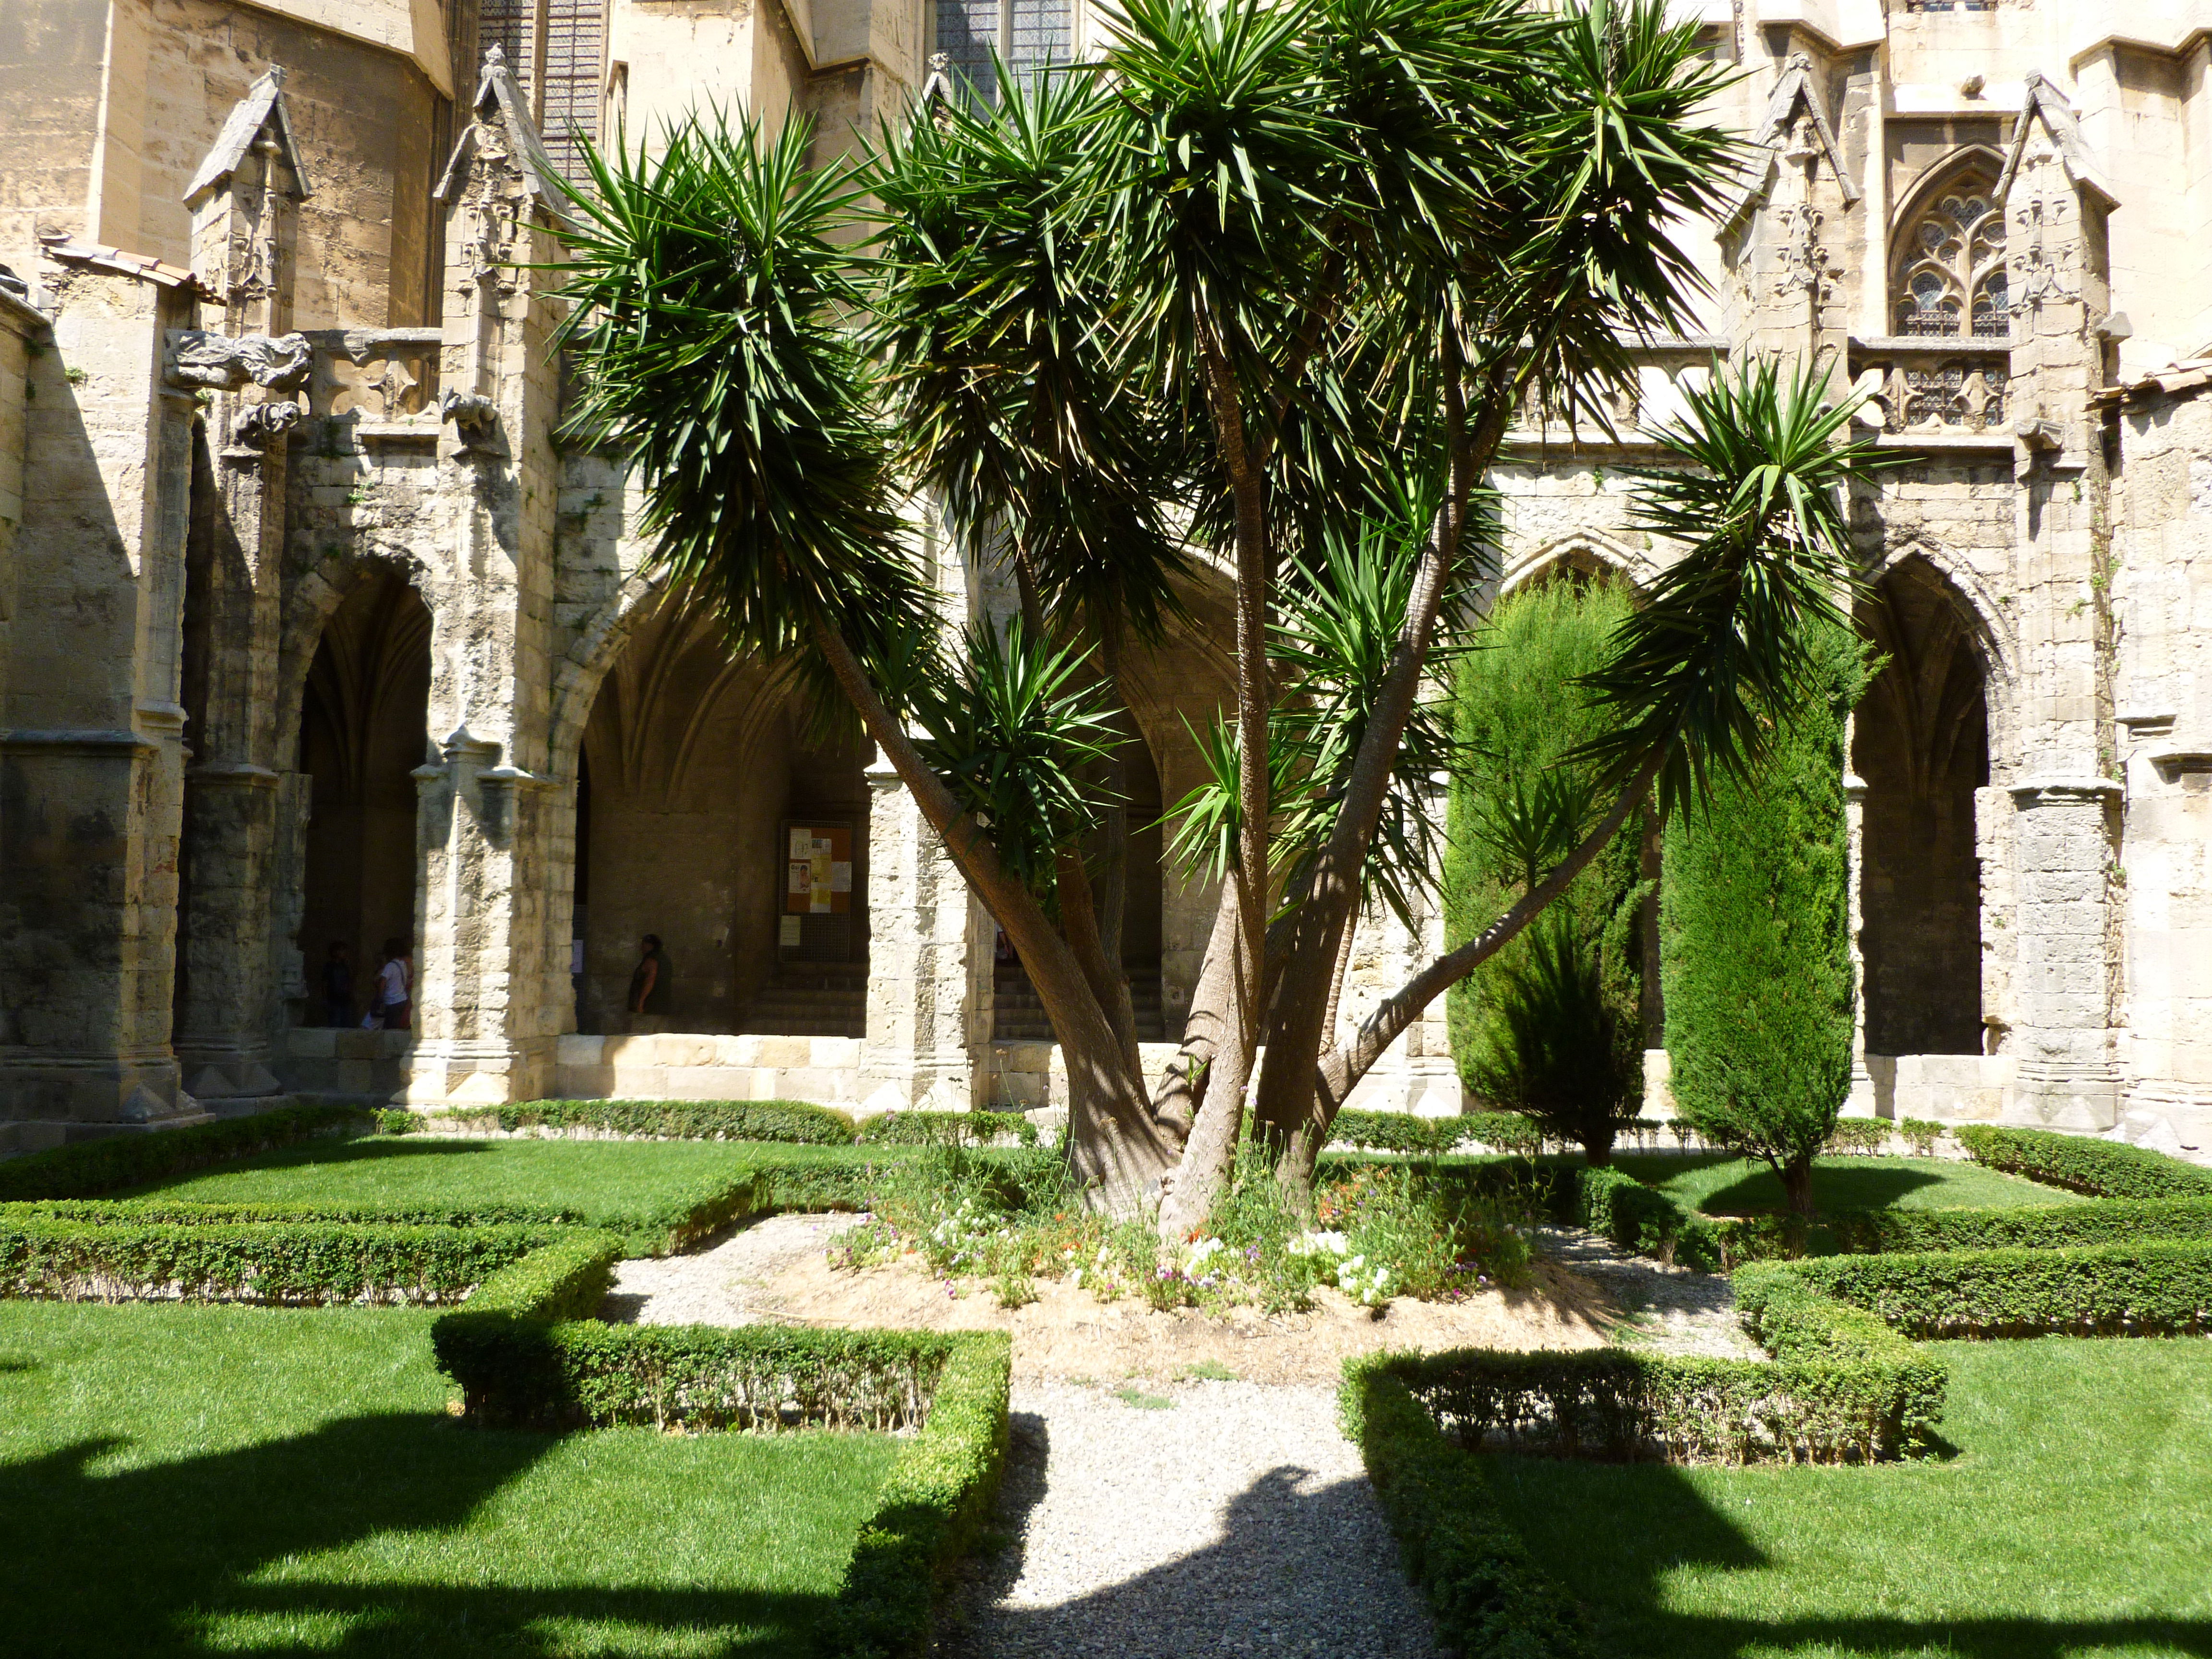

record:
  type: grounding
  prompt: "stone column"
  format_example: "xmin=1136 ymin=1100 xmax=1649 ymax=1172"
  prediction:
xmin=2006 ymin=779 xmax=2122 ymax=1128
xmin=1842 ymin=764 xmax=1884 ymax=1116
xmin=397 ymin=47 xmax=570 ymax=1108
xmin=1997 ymin=77 xmax=2125 ymax=1130
xmin=0 ymin=262 xmax=203 ymax=1139
xmin=169 ymin=79 xmax=313 ymax=1102
xmin=858 ymin=746 xmax=987 ymax=1112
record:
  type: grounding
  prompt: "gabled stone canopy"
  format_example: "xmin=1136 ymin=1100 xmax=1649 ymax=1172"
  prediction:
xmin=184 ymin=66 xmax=313 ymax=207
xmin=1719 ymin=51 xmax=1863 ymax=234
xmin=434 ymin=45 xmax=575 ymax=230
xmin=1997 ymin=71 xmax=2119 ymax=213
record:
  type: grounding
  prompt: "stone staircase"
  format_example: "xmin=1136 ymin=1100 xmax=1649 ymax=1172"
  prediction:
xmin=993 ymin=963 xmax=1170 ymax=1043
xmin=740 ymin=963 xmax=868 ymax=1038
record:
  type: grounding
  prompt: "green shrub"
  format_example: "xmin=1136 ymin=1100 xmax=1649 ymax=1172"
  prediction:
xmin=1898 ymin=1117 xmax=1945 ymax=1156
xmin=436 ymin=1305 xmax=973 ymax=1432
xmin=459 ymin=1231 xmax=625 ymax=1321
xmin=1955 ymin=1125 xmax=2212 ymax=1200
xmin=1356 ymin=1322 xmax=1944 ymax=1466
xmin=1446 ymin=579 xmax=1649 ymax=1134
xmin=1827 ymin=1196 xmax=2212 ymax=1255
xmin=1340 ymin=1355 xmax=1594 ymax=1659
xmin=831 ymin=1333 xmax=1013 ymax=1659
xmin=1767 ymin=1239 xmax=2212 ymax=1338
xmin=1823 ymin=1119 xmax=1893 ymax=1155
xmin=1466 ymin=915 xmax=1644 ymax=1165
xmin=1662 ymin=621 xmax=1868 ymax=1215
xmin=423 ymin=1099 xmax=859 ymax=1146
xmin=4 ymin=1167 xmax=763 ymax=1258
xmin=1564 ymin=1164 xmax=1724 ymax=1271
xmin=0 ymin=1104 xmax=373 ymax=1202
xmin=856 ymin=1110 xmax=1038 ymax=1148
xmin=0 ymin=1216 xmax=567 ymax=1306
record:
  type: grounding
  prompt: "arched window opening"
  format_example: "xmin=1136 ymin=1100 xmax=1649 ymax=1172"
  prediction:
xmin=297 ymin=571 xmax=433 ymax=1031
xmin=1853 ymin=558 xmax=1991 ymax=1056
xmin=1892 ymin=162 xmax=2008 ymax=338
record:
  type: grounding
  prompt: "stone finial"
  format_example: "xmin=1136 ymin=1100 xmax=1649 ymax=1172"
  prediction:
xmin=486 ymin=43 xmax=505 ymax=69
xmin=1786 ymin=52 xmax=1811 ymax=71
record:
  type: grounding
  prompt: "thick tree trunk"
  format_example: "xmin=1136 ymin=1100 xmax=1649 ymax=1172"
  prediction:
xmin=1250 ymin=372 xmax=1513 ymax=1160
xmin=812 ymin=624 xmax=1174 ymax=1214
xmin=1156 ymin=890 xmax=1258 ymax=1239
xmin=1778 ymin=1153 xmax=1818 ymax=1219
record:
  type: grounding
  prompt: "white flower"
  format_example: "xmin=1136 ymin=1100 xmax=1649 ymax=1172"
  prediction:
xmin=1070 ymin=1267 xmax=1084 ymax=1287
xmin=1288 ymin=1230 xmax=1349 ymax=1258
xmin=1186 ymin=1237 xmax=1226 ymax=1271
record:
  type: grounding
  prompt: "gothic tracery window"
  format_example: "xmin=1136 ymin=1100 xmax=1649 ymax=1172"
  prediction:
xmin=1892 ymin=164 xmax=2008 ymax=338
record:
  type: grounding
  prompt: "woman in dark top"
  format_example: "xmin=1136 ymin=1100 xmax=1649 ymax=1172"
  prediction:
xmin=629 ymin=935 xmax=673 ymax=1021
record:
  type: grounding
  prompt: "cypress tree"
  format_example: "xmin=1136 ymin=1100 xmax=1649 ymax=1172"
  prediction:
xmin=1445 ymin=577 xmax=1648 ymax=1161
xmin=1660 ymin=618 xmax=1869 ymax=1215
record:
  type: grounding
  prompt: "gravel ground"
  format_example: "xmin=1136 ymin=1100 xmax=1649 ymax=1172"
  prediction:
xmin=934 ymin=1379 xmax=1439 ymax=1659
xmin=599 ymin=1211 xmax=863 ymax=1325
xmin=1532 ymin=1224 xmax=1762 ymax=1360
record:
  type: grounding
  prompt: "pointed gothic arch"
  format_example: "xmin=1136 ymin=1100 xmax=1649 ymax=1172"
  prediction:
xmin=1853 ymin=552 xmax=1995 ymax=1056
xmin=1889 ymin=149 xmax=2011 ymax=339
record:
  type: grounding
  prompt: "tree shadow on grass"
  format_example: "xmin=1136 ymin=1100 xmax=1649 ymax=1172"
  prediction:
xmin=0 ymin=1413 xmax=830 ymax=1657
xmin=1695 ymin=1161 xmax=1948 ymax=1217
xmin=1476 ymin=1454 xmax=2212 ymax=1659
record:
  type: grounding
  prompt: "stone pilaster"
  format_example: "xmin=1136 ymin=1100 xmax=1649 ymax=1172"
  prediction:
xmin=2006 ymin=778 xmax=2122 ymax=1127
xmin=170 ymin=70 xmax=311 ymax=1101
xmin=1716 ymin=53 xmax=1862 ymax=364
xmin=397 ymin=47 xmax=570 ymax=1108
xmin=0 ymin=260 xmax=204 ymax=1137
xmin=858 ymin=746 xmax=987 ymax=1111
xmin=1998 ymin=76 xmax=2125 ymax=1130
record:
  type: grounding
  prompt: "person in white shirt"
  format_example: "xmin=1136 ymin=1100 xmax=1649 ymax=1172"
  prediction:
xmin=374 ymin=937 xmax=413 ymax=1032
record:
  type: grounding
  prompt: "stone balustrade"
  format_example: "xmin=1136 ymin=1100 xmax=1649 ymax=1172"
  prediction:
xmin=303 ymin=327 xmax=443 ymax=428
xmin=1850 ymin=336 xmax=2011 ymax=436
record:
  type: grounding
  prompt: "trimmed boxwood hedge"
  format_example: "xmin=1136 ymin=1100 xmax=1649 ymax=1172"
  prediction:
xmin=1826 ymin=1195 xmax=2212 ymax=1256
xmin=829 ymin=1332 xmax=1014 ymax=1659
xmin=856 ymin=1110 xmax=1037 ymax=1148
xmin=1956 ymin=1124 xmax=2212 ymax=1200
xmin=0 ymin=1104 xmax=372 ymax=1201
xmin=1752 ymin=1238 xmax=2212 ymax=1338
xmin=394 ymin=1099 xmax=860 ymax=1146
xmin=4 ymin=1171 xmax=767 ymax=1259
xmin=0 ymin=1215 xmax=573 ymax=1306
xmin=1340 ymin=1355 xmax=1592 ymax=1659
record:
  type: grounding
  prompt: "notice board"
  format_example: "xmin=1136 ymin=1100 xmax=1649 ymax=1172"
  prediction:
xmin=783 ymin=823 xmax=854 ymax=916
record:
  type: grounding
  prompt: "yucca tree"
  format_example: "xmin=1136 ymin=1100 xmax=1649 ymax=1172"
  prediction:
xmin=554 ymin=0 xmax=1887 ymax=1225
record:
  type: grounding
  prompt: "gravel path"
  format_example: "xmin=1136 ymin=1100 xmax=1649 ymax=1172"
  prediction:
xmin=935 ymin=1379 xmax=1439 ymax=1659
xmin=599 ymin=1211 xmax=863 ymax=1325
xmin=1532 ymin=1224 xmax=1762 ymax=1359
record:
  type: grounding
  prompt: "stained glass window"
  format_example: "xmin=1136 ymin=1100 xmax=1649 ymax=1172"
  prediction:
xmin=1893 ymin=166 xmax=2008 ymax=338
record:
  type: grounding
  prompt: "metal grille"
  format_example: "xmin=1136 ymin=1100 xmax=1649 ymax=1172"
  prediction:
xmin=936 ymin=0 xmax=1071 ymax=108
xmin=937 ymin=0 xmax=1004 ymax=108
xmin=541 ymin=0 xmax=606 ymax=184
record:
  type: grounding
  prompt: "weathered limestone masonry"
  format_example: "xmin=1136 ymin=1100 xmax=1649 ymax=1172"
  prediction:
xmin=6 ymin=0 xmax=2212 ymax=1162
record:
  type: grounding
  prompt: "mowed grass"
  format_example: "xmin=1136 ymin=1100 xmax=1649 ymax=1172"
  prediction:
xmin=1481 ymin=1338 xmax=2212 ymax=1659
xmin=1611 ymin=1153 xmax=2081 ymax=1217
xmin=115 ymin=1135 xmax=769 ymax=1230
xmin=0 ymin=1300 xmax=897 ymax=1657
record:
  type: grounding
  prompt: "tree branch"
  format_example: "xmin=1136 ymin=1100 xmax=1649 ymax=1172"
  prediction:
xmin=1314 ymin=745 xmax=1664 ymax=1109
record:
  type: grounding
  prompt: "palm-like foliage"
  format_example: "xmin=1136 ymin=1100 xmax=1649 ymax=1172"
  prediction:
xmin=1465 ymin=915 xmax=1639 ymax=1164
xmin=904 ymin=620 xmax=1121 ymax=894
xmin=553 ymin=114 xmax=930 ymax=669
xmin=1576 ymin=358 xmax=1889 ymax=820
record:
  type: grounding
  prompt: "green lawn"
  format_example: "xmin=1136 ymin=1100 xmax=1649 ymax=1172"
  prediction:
xmin=1482 ymin=1338 xmax=2212 ymax=1658
xmin=1611 ymin=1153 xmax=2081 ymax=1217
xmin=0 ymin=1300 xmax=898 ymax=1656
xmin=115 ymin=1134 xmax=766 ymax=1230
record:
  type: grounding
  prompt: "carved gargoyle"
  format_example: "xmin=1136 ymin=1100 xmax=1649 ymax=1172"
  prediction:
xmin=440 ymin=387 xmax=499 ymax=447
xmin=232 ymin=398 xmax=303 ymax=448
xmin=167 ymin=330 xmax=313 ymax=391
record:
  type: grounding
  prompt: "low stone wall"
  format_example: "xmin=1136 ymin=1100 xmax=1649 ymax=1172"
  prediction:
xmin=552 ymin=1033 xmax=864 ymax=1105
xmin=279 ymin=1029 xmax=413 ymax=1098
